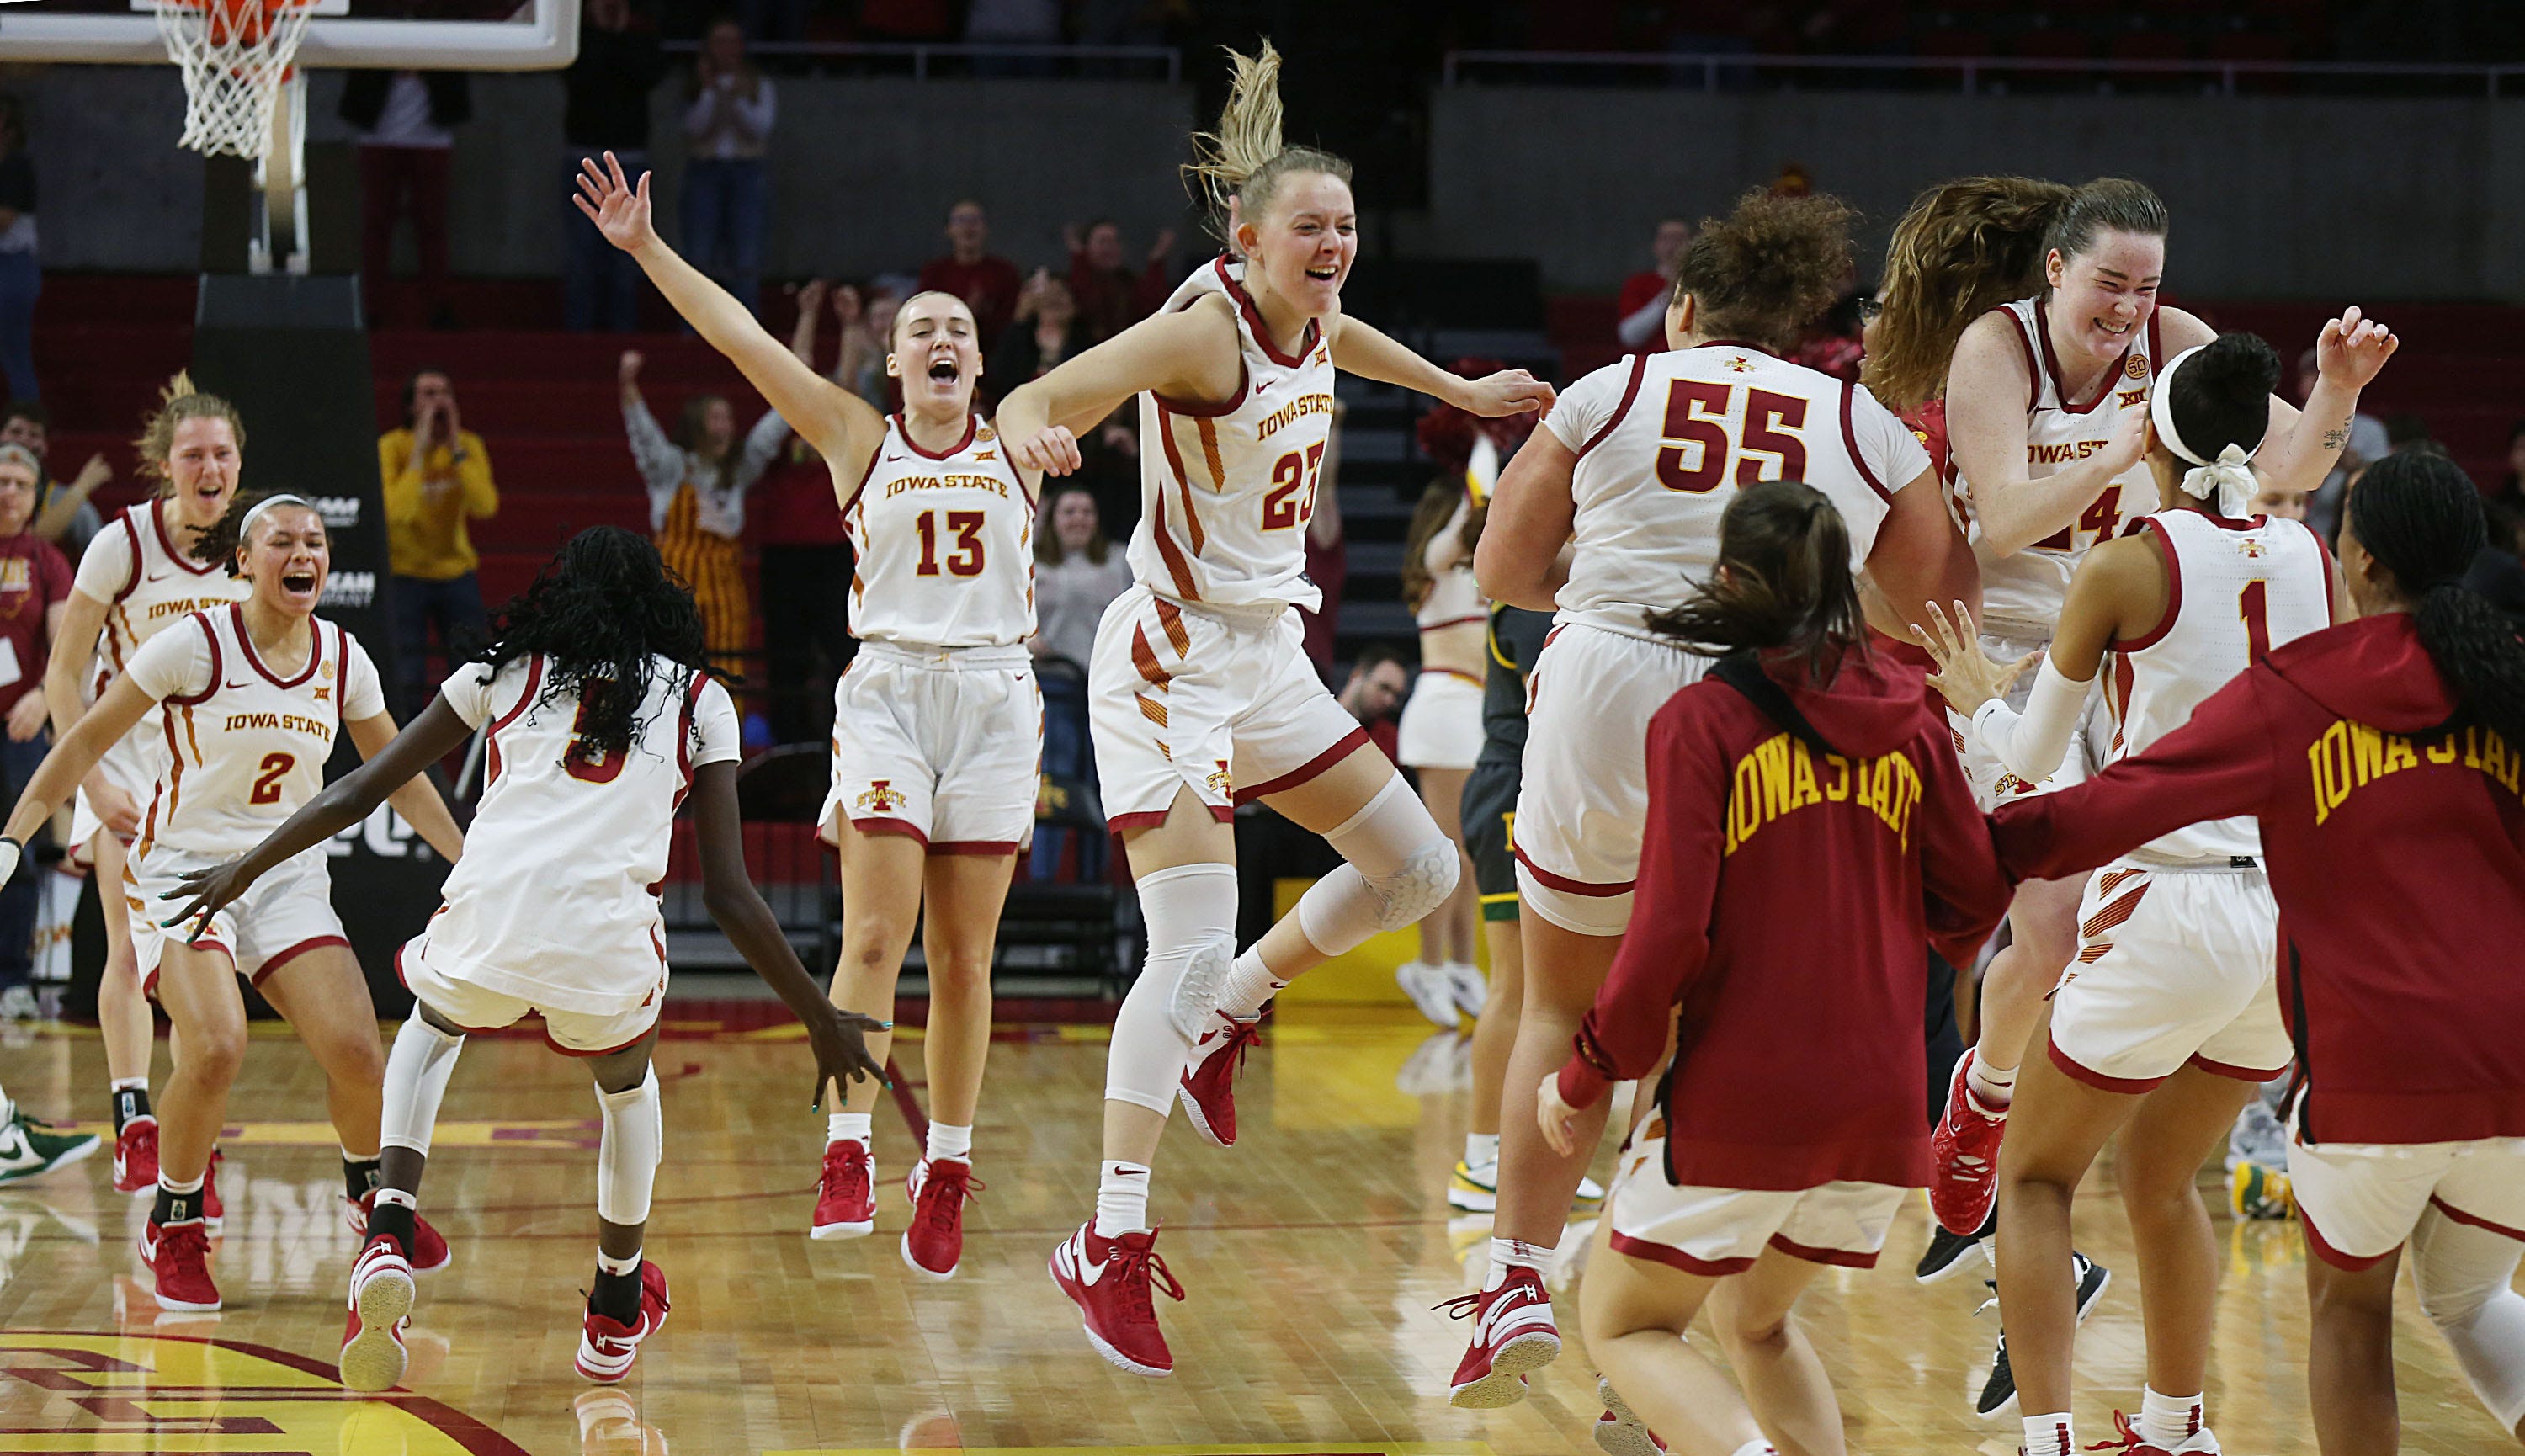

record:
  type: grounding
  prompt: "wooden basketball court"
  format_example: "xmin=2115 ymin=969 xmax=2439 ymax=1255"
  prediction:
xmin=0 ymin=1004 xmax=2506 ymax=1455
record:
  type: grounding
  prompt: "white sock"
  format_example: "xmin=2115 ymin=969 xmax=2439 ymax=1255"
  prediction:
xmin=375 ymin=1188 xmax=417 ymax=1211
xmin=110 ymin=1076 xmax=146 ymax=1092
xmin=827 ymin=1111 xmax=872 ymax=1146
xmin=1464 ymin=1132 xmax=1499 ymax=1168
xmin=1216 ymin=948 xmax=1283 ymax=1023
xmin=1484 ymin=1235 xmax=1548 ymax=1291
xmin=1093 ymin=1159 xmax=1150 ymax=1239
xmin=595 ymin=1246 xmax=641 ymax=1276
xmin=2139 ymin=1388 xmax=2203 ymax=1449
xmin=2022 ymin=1413 xmax=2074 ymax=1456
xmin=1968 ymin=1054 xmax=2017 ymax=1110
xmin=925 ymin=1122 xmax=972 ymax=1165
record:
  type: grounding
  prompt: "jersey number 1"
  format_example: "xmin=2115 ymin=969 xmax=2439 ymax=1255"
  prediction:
xmin=1656 ymin=382 xmax=1809 ymax=493
xmin=915 ymin=510 xmax=986 ymax=577
xmin=2239 ymin=579 xmax=2271 ymax=663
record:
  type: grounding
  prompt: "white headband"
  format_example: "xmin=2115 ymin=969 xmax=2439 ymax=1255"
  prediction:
xmin=238 ymin=492 xmax=315 ymax=541
xmin=2149 ymin=345 xmax=2262 ymax=519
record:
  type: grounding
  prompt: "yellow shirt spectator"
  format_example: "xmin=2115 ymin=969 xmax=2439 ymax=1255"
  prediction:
xmin=379 ymin=424 xmax=498 ymax=581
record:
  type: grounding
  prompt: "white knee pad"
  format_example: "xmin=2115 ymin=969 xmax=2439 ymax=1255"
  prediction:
xmin=2412 ymin=1206 xmax=2525 ymax=1430
xmin=380 ymin=1014 xmax=465 ymax=1156
xmin=1295 ymin=776 xmax=1461 ymax=957
xmin=1108 ymin=863 xmax=1239 ymax=1110
xmin=595 ymin=1067 xmax=662 ymax=1226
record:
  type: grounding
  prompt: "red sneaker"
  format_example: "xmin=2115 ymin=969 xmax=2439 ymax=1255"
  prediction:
xmin=1177 ymin=1013 xmax=1262 ymax=1149
xmin=1048 ymin=1221 xmax=1183 ymax=1378
xmin=138 ymin=1218 xmax=221 ymax=1311
xmin=113 ymin=1117 xmax=159 ymax=1194
xmin=1929 ymin=1051 xmax=2009 ymax=1236
xmin=345 ymin=1192 xmax=453 ymax=1273
xmin=338 ymin=1233 xmax=416 ymax=1392
xmin=202 ymin=1150 xmax=224 ymax=1232
xmin=576 ymin=1261 xmax=669 ymax=1384
xmin=901 ymin=1158 xmax=981 ymax=1281
xmin=1443 ymin=1266 xmax=1560 ymax=1408
xmin=811 ymin=1141 xmax=874 ymax=1240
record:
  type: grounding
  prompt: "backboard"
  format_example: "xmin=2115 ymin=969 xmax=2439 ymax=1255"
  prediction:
xmin=0 ymin=0 xmax=579 ymax=70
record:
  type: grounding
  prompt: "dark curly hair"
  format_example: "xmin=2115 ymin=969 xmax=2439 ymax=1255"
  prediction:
xmin=190 ymin=490 xmax=322 ymax=575
xmin=2347 ymin=453 xmax=2525 ymax=754
xmin=1672 ymin=190 xmax=1857 ymax=356
xmin=470 ymin=526 xmax=712 ymax=768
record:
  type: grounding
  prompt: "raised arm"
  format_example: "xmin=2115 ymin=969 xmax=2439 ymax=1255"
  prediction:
xmin=1329 ymin=315 xmax=1555 ymax=418
xmin=1946 ymin=312 xmax=2145 ymax=557
xmin=996 ymin=300 xmax=1244 ymax=476
xmin=34 ymin=456 xmax=109 ymax=543
xmin=576 ymin=153 xmax=882 ymax=467
xmin=2237 ymin=307 xmax=2400 ymax=499
xmin=347 ymin=709 xmax=466 ymax=862
xmin=1472 ymin=428 xmax=1577 ymax=610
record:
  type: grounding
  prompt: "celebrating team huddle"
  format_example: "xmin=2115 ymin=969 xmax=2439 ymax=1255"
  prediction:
xmin=13 ymin=38 xmax=2525 ymax=1456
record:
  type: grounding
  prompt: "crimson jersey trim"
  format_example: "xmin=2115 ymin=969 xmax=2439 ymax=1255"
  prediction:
xmin=1840 ymin=380 xmax=1894 ymax=504
xmin=2114 ymin=518 xmax=2184 ymax=653
xmin=1577 ymin=353 xmax=1651 ymax=460
xmin=152 ymin=497 xmax=223 ymax=577
xmin=230 ymin=604 xmax=325 ymax=689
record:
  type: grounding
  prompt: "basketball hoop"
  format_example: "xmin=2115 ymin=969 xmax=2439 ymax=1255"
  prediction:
xmin=153 ymin=0 xmax=318 ymax=159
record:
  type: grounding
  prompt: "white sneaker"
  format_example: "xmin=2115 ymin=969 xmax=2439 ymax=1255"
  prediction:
xmin=1395 ymin=961 xmax=1460 ymax=1028
xmin=1442 ymin=961 xmax=1487 ymax=1018
xmin=0 ymin=986 xmax=37 ymax=1022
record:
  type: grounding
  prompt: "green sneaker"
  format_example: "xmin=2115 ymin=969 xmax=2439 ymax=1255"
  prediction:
xmin=0 ymin=1109 xmax=102 ymax=1187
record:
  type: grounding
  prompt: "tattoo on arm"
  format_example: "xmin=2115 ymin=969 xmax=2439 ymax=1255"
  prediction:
xmin=2322 ymin=417 xmax=2351 ymax=452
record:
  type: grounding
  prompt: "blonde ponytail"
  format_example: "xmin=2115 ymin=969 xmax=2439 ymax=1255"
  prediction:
xmin=1181 ymin=41 xmax=1353 ymax=252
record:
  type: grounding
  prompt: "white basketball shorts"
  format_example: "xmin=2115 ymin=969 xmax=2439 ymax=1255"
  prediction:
xmin=1608 ymin=1129 xmax=1909 ymax=1276
xmin=821 ymin=641 xmax=1042 ymax=855
xmin=2291 ymin=1127 xmax=2525 ymax=1270
xmin=399 ymin=938 xmax=662 ymax=1056
xmin=1512 ymin=623 xmax=1711 ymax=936
xmin=70 ymin=728 xmax=160 ymax=861
xmin=2047 ymin=862 xmax=2291 ymax=1092
xmin=1396 ymin=668 xmax=1485 ymax=772
xmin=1088 ymin=583 xmax=1369 ymax=832
xmin=127 ymin=843 xmax=345 ymax=995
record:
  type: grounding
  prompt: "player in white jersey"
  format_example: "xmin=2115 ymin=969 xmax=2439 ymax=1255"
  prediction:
xmin=1917 ymin=329 xmax=2395 ymax=1456
xmin=40 ymin=375 xmax=252 ymax=1196
xmin=0 ymin=493 xmax=465 ymax=1313
xmin=1390 ymin=431 xmax=1497 ymax=1028
xmin=991 ymin=44 xmax=1550 ymax=1378
xmin=577 ymin=152 xmax=1039 ymax=1275
xmin=1867 ymin=180 xmax=2396 ymax=1277
xmin=1454 ymin=189 xmax=1970 ymax=1410
xmin=156 ymin=525 xmax=883 ymax=1390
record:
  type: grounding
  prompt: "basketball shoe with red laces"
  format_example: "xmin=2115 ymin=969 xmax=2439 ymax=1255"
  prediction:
xmin=901 ymin=1157 xmax=981 ymax=1280
xmin=1443 ymin=1266 xmax=1560 ymax=1408
xmin=576 ymin=1260 xmax=670 ymax=1384
xmin=345 ymin=1191 xmax=452 ymax=1273
xmin=1177 ymin=1013 xmax=1262 ymax=1148
xmin=137 ymin=1217 xmax=220 ymax=1311
xmin=1929 ymin=1049 xmax=2009 ymax=1235
xmin=811 ymin=1140 xmax=874 ymax=1239
xmin=338 ymin=1233 xmax=417 ymax=1392
xmin=113 ymin=1116 xmax=158 ymax=1194
xmin=1049 ymin=1221 xmax=1183 ymax=1377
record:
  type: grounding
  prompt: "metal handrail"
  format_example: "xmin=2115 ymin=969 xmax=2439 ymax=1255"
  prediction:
xmin=659 ymin=39 xmax=1179 ymax=82
xmin=1442 ymin=48 xmax=2525 ymax=98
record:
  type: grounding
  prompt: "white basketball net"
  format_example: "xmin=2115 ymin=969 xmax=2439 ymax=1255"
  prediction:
xmin=153 ymin=0 xmax=317 ymax=158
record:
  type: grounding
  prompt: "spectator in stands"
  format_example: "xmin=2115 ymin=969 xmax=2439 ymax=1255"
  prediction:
xmin=919 ymin=199 xmax=1023 ymax=348
xmin=1066 ymin=217 xmax=1175 ymax=342
xmin=1336 ymin=642 xmax=1409 ymax=763
xmin=836 ymin=282 xmax=902 ymax=407
xmin=342 ymin=71 xmax=470 ymax=329
xmin=2297 ymin=343 xmax=2390 ymax=545
xmin=0 ymin=444 xmax=67 ymax=1019
xmin=562 ymin=0 xmax=668 ymax=332
xmin=682 ymin=17 xmax=775 ymax=319
xmin=759 ymin=280 xmax=859 ymax=743
xmin=380 ymin=368 xmax=499 ymax=715
xmin=1 ymin=403 xmax=106 ymax=559
xmin=1031 ymin=486 xmax=1130 ymax=672
xmin=990 ymin=269 xmax=1089 ymax=394
xmin=0 ymin=98 xmax=38 ymax=408
xmin=2489 ymin=417 xmax=2525 ymax=510
xmin=619 ymin=348 xmax=788 ymax=681
xmin=1614 ymin=216 xmax=1693 ymax=350
xmin=2384 ymin=412 xmax=2435 ymax=454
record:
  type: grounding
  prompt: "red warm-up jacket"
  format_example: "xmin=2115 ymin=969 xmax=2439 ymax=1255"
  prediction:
xmin=1556 ymin=648 xmax=2013 ymax=1191
xmin=1991 ymin=614 xmax=2525 ymax=1146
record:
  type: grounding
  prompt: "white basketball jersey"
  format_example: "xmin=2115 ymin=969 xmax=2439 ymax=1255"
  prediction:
xmin=1962 ymin=298 xmax=2165 ymax=636
xmin=1543 ymin=343 xmax=1929 ymax=635
xmin=120 ymin=606 xmax=385 ymax=858
xmin=424 ymin=654 xmax=741 ymax=1014
xmin=2105 ymin=509 xmax=2333 ymax=862
xmin=838 ymin=413 xmax=1036 ymax=649
xmin=71 ymin=499 xmax=253 ymax=754
xmin=1130 ymin=257 xmax=1338 ymax=611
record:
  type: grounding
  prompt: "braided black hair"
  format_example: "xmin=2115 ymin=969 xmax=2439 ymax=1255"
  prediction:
xmin=470 ymin=525 xmax=712 ymax=767
xmin=2347 ymin=452 xmax=2525 ymax=752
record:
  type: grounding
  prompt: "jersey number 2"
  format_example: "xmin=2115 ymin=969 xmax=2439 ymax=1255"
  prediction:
xmin=1656 ymin=382 xmax=1809 ymax=493
xmin=915 ymin=510 xmax=986 ymax=577
xmin=248 ymin=752 xmax=295 ymax=805
xmin=1262 ymin=442 xmax=1328 ymax=530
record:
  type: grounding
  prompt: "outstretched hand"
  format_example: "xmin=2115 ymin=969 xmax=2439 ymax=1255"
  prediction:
xmin=573 ymin=151 xmax=657 ymax=257
xmin=2315 ymin=305 xmax=2400 ymax=394
xmin=1911 ymin=599 xmax=2037 ymax=719
xmin=805 ymin=1004 xmax=890 ymax=1110
xmin=1535 ymin=1072 xmax=1581 ymax=1158
xmin=1006 ymin=425 xmax=1083 ymax=476
xmin=1459 ymin=369 xmax=1556 ymax=420
xmin=160 ymin=856 xmax=259 ymax=947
